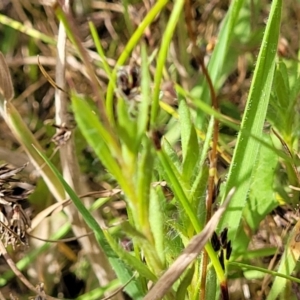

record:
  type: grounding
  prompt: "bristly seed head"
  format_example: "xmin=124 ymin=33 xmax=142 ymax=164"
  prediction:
xmin=0 ymin=163 xmax=32 ymax=248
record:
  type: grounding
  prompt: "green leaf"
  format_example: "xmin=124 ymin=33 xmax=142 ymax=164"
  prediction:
xmin=150 ymin=0 xmax=185 ymax=126
xmin=244 ymin=134 xmax=278 ymax=231
xmin=0 ymin=13 xmax=56 ymax=45
xmin=219 ymin=0 xmax=282 ymax=242
xmin=0 ymin=223 xmax=71 ymax=286
xmin=205 ymin=268 xmax=218 ymax=300
xmin=196 ymin=0 xmax=245 ymax=103
xmin=161 ymin=137 xmax=182 ymax=173
xmin=136 ymin=137 xmax=154 ymax=238
xmin=116 ymin=98 xmax=138 ymax=153
xmin=175 ymin=267 xmax=194 ymax=299
xmin=149 ymin=187 xmax=166 ymax=266
xmin=274 ymin=61 xmax=290 ymax=108
xmin=266 ymin=242 xmax=298 ymax=300
xmin=76 ymin=280 xmax=120 ymax=300
xmin=178 ymin=97 xmax=200 ymax=183
xmin=157 ymin=144 xmax=200 ymax=234
xmin=71 ymin=94 xmax=132 ymax=198
xmin=138 ymin=43 xmax=152 ymax=139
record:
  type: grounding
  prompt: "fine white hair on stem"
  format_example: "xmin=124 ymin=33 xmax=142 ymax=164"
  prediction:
xmin=144 ymin=188 xmax=235 ymax=300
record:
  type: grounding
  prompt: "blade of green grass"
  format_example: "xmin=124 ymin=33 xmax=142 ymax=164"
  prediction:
xmin=176 ymin=84 xmax=240 ymax=131
xmin=138 ymin=43 xmax=152 ymax=139
xmin=149 ymin=187 xmax=166 ymax=266
xmin=229 ymin=260 xmax=300 ymax=285
xmin=266 ymin=220 xmax=300 ymax=300
xmin=218 ymin=0 xmax=282 ymax=240
xmin=136 ymin=137 xmax=154 ymax=241
xmin=103 ymin=229 xmax=156 ymax=283
xmin=0 ymin=13 xmax=56 ymax=45
xmin=155 ymin=145 xmax=226 ymax=284
xmin=71 ymin=93 xmax=138 ymax=207
xmin=150 ymin=0 xmax=185 ymax=127
xmin=88 ymin=21 xmax=112 ymax=79
xmin=198 ymin=0 xmax=245 ymax=103
xmin=33 ymin=146 xmax=144 ymax=299
xmin=178 ymin=97 xmax=200 ymax=183
xmin=32 ymin=147 xmax=112 ymax=252
xmin=244 ymin=134 xmax=278 ymax=231
xmin=76 ymin=279 xmax=120 ymax=300
xmin=157 ymin=144 xmax=200 ymax=233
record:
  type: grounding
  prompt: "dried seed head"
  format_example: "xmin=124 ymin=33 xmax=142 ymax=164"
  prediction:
xmin=226 ymin=240 xmax=232 ymax=260
xmin=0 ymin=163 xmax=32 ymax=248
xmin=211 ymin=231 xmax=221 ymax=252
xmin=34 ymin=283 xmax=46 ymax=300
xmin=116 ymin=61 xmax=141 ymax=100
xmin=51 ymin=123 xmax=72 ymax=146
xmin=219 ymin=249 xmax=225 ymax=270
xmin=220 ymin=227 xmax=228 ymax=248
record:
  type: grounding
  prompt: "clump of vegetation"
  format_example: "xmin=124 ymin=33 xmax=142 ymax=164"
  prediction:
xmin=1 ymin=0 xmax=300 ymax=299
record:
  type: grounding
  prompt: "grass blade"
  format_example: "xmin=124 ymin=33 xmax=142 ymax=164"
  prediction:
xmin=219 ymin=0 xmax=282 ymax=241
xmin=33 ymin=146 xmax=143 ymax=299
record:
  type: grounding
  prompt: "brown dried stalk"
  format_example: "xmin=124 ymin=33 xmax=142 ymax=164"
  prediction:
xmin=0 ymin=239 xmax=59 ymax=300
xmin=185 ymin=1 xmax=220 ymax=299
xmin=54 ymin=0 xmax=121 ymax=294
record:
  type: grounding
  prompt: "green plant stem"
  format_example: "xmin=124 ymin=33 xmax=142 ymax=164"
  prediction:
xmin=0 ymin=13 xmax=56 ymax=45
xmin=230 ymin=261 xmax=300 ymax=284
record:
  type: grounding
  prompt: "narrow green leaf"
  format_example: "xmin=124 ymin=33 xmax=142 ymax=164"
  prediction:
xmin=197 ymin=0 xmax=245 ymax=103
xmin=71 ymin=94 xmax=133 ymax=193
xmin=219 ymin=0 xmax=282 ymax=241
xmin=76 ymin=280 xmax=120 ymax=300
xmin=150 ymin=0 xmax=185 ymax=126
xmin=137 ymin=137 xmax=154 ymax=238
xmin=274 ymin=61 xmax=289 ymax=108
xmin=266 ymin=244 xmax=298 ymax=300
xmin=178 ymin=97 xmax=199 ymax=183
xmin=33 ymin=146 xmax=142 ymax=299
xmin=229 ymin=261 xmax=300 ymax=285
xmin=244 ymin=134 xmax=278 ymax=231
xmin=88 ymin=21 xmax=112 ymax=79
xmin=116 ymin=98 xmax=138 ymax=152
xmin=157 ymin=146 xmax=200 ymax=233
xmin=160 ymin=138 xmax=193 ymax=216
xmin=104 ymin=229 xmax=156 ymax=284
xmin=175 ymin=267 xmax=194 ymax=299
xmin=149 ymin=187 xmax=166 ymax=266
xmin=33 ymin=146 xmax=113 ymax=254
xmin=138 ymin=43 xmax=151 ymax=138
xmin=0 ymin=13 xmax=56 ymax=45
xmin=205 ymin=268 xmax=217 ymax=300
